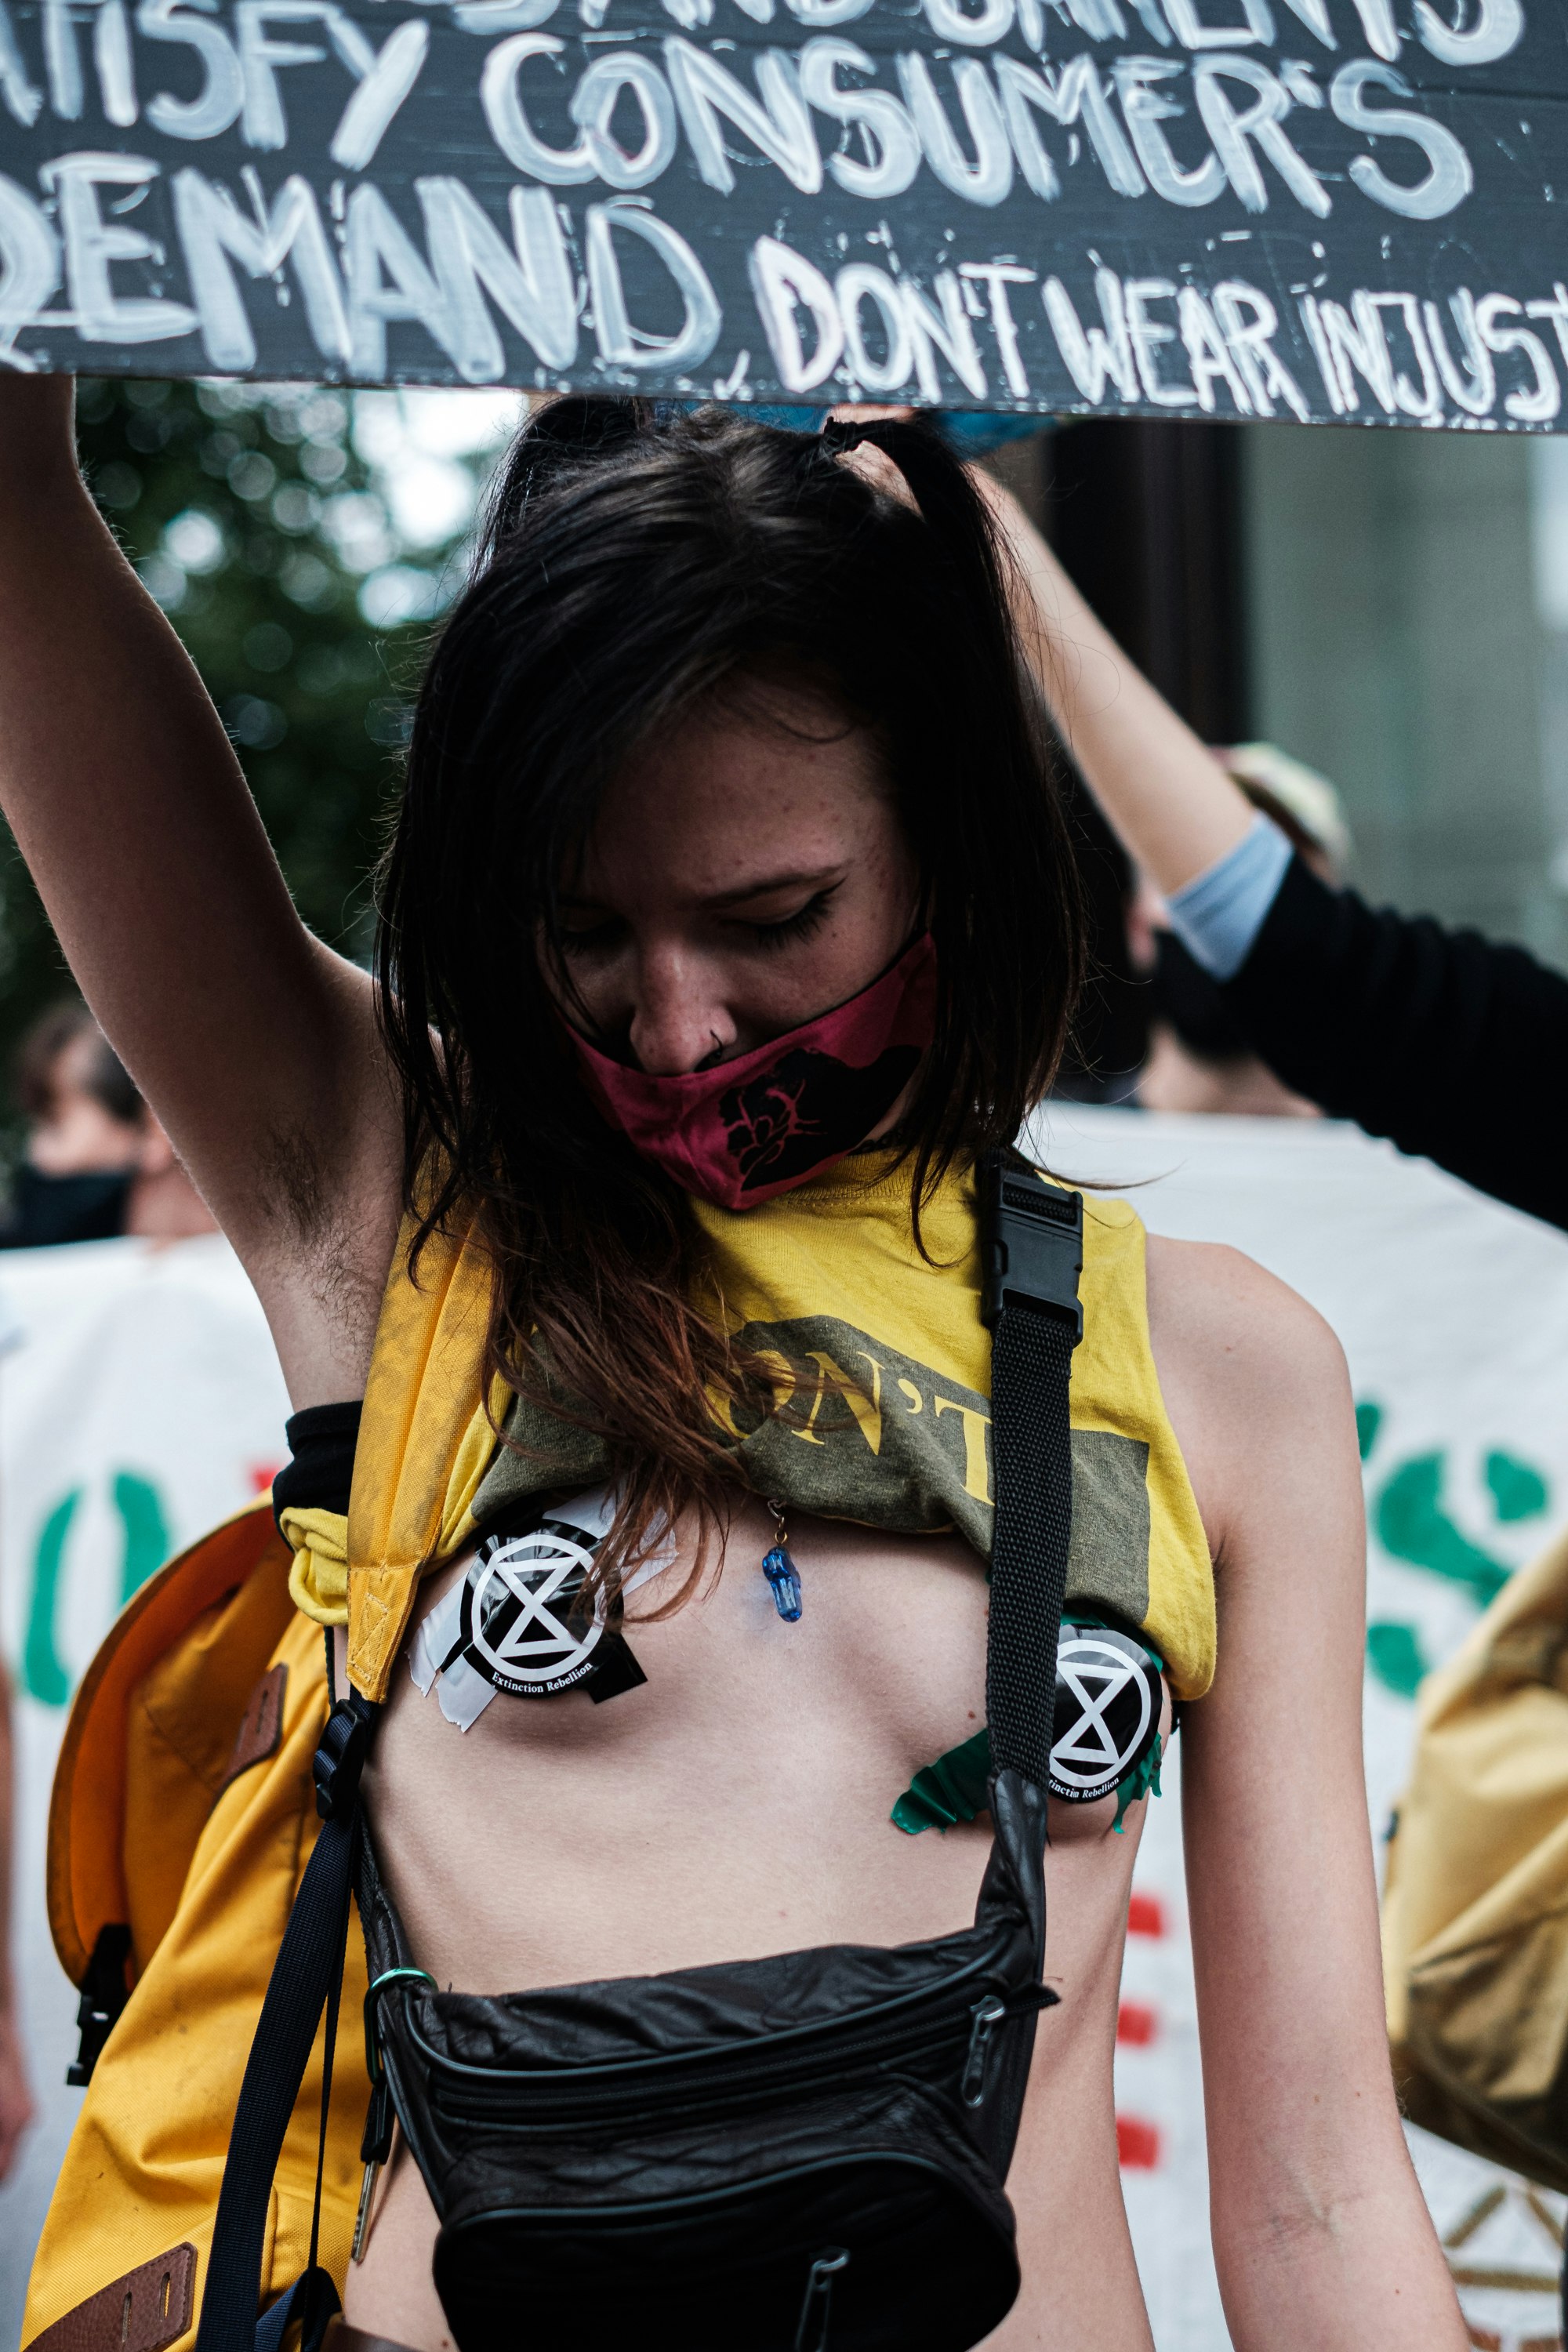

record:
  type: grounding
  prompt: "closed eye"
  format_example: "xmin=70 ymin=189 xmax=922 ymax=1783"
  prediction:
xmin=733 ymin=886 xmax=840 ymax=952
xmin=557 ymin=913 xmax=624 ymax=960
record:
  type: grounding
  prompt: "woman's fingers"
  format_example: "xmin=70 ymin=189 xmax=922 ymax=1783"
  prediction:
xmin=825 ymin=404 xmax=915 ymax=424
xmin=837 ymin=440 xmax=920 ymax=510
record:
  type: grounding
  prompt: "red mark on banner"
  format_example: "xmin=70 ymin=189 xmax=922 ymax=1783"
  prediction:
xmin=1127 ymin=1893 xmax=1165 ymax=1939
xmin=1117 ymin=2002 xmax=1158 ymax=2047
xmin=249 ymin=1463 xmax=281 ymax=1494
xmin=1116 ymin=2116 xmax=1161 ymax=2169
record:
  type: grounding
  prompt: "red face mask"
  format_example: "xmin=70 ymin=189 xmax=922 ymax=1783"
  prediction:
xmin=569 ymin=933 xmax=938 ymax=1211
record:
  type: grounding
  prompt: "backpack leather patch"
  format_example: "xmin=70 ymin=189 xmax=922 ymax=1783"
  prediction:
xmin=217 ymin=1664 xmax=288 ymax=1797
xmin=31 ymin=2241 xmax=195 ymax=2352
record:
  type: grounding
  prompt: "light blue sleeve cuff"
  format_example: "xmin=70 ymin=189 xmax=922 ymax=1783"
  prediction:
xmin=1164 ymin=812 xmax=1293 ymax=982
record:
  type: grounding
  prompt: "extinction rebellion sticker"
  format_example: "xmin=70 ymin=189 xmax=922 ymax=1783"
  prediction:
xmin=461 ymin=1523 xmax=613 ymax=1697
xmin=1048 ymin=1626 xmax=1163 ymax=1805
xmin=411 ymin=1486 xmax=659 ymax=1730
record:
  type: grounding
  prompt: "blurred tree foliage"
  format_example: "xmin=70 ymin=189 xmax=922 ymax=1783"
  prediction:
xmin=0 ymin=376 xmax=490 ymax=1096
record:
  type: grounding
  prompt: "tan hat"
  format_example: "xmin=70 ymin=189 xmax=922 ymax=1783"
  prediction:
xmin=1218 ymin=742 xmax=1353 ymax=877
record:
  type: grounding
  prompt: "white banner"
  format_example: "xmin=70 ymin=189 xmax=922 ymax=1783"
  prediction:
xmin=0 ymin=1236 xmax=289 ymax=2352
xmin=1033 ymin=1105 xmax=1568 ymax=2352
xmin=5 ymin=1127 xmax=1568 ymax=2349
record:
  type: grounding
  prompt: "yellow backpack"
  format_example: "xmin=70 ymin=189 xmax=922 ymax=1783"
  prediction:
xmin=23 ymin=1206 xmax=495 ymax=2347
xmin=23 ymin=1502 xmax=372 ymax=2345
xmin=1384 ymin=1524 xmax=1568 ymax=2193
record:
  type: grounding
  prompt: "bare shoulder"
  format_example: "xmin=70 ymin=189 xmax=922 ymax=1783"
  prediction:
xmin=1142 ymin=1232 xmax=1346 ymax=1396
xmin=1142 ymin=1233 xmax=1356 ymax=1562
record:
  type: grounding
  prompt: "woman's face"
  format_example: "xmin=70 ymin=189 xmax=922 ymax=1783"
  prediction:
xmin=550 ymin=682 xmax=921 ymax=1077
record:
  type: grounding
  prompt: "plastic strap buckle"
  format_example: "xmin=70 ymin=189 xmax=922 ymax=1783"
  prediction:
xmin=66 ymin=1921 xmax=132 ymax=2087
xmin=980 ymin=1157 xmax=1085 ymax=1341
xmin=312 ymin=1692 xmax=379 ymax=1821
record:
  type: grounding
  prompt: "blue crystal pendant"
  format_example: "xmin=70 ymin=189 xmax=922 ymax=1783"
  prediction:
xmin=761 ymin=1502 xmax=802 ymax=1621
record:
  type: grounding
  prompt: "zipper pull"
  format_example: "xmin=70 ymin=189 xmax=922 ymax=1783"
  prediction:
xmin=350 ymin=2154 xmax=379 ymax=2266
xmin=794 ymin=2249 xmax=850 ymax=2352
xmin=961 ymin=1994 xmax=1007 ymax=2108
xmin=352 ymin=2072 xmax=394 ymax=2263
xmin=354 ymin=1963 xmax=433 ymax=2263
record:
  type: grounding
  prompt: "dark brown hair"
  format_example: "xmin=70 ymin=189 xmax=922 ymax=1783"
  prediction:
xmin=376 ymin=401 xmax=1084 ymax=1601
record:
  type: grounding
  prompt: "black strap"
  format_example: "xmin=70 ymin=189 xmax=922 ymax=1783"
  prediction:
xmin=271 ymin=1399 xmax=364 ymax=1538
xmin=253 ymin=2268 xmax=340 ymax=2352
xmin=981 ymin=1153 xmax=1083 ymax=1790
xmin=194 ymin=1695 xmax=373 ymax=2352
xmin=986 ymin=1309 xmax=1077 ymax=1788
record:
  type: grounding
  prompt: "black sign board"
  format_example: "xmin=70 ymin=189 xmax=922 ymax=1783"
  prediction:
xmin=0 ymin=0 xmax=1563 ymax=426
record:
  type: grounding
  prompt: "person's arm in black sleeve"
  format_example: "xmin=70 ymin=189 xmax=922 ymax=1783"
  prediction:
xmin=1227 ymin=855 xmax=1568 ymax=1231
xmin=973 ymin=462 xmax=1568 ymax=1229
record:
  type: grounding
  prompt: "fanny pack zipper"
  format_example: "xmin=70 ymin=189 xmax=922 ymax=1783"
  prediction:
xmin=408 ymin=1975 xmax=1053 ymax=2131
xmin=429 ymin=1996 xmax=980 ymax=2126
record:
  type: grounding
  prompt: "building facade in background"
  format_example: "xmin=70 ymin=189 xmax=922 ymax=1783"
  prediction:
xmin=1247 ymin=425 xmax=1568 ymax=970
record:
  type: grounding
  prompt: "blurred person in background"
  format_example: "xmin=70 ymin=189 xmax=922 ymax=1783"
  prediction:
xmin=1 ymin=1002 xmax=216 ymax=1248
xmin=0 ymin=1661 xmax=32 ymax=2182
xmin=1132 ymin=748 xmax=1350 ymax=1121
xmin=0 ymin=1000 xmax=216 ymax=2187
xmin=978 ymin=474 xmax=1568 ymax=1232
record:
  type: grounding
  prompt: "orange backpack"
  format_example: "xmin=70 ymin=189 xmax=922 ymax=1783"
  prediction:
xmin=24 ymin=1501 xmax=371 ymax=2347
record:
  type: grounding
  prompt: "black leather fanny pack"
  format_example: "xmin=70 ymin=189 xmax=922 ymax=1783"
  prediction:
xmin=358 ymin=1777 xmax=1050 ymax=2352
xmin=193 ymin=1153 xmax=1084 ymax=2352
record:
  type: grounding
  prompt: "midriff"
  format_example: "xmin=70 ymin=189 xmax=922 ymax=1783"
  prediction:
xmin=346 ymin=1497 xmax=1163 ymax=2352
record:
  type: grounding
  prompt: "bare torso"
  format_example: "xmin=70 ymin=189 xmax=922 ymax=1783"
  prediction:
xmin=347 ymin=1499 xmax=1167 ymax=2351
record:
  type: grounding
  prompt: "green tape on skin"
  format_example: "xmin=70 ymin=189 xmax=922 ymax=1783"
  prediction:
xmin=891 ymin=1621 xmax=1167 ymax=1837
xmin=1111 ymin=1736 xmax=1163 ymax=1834
xmin=891 ymin=1729 xmax=993 ymax=1835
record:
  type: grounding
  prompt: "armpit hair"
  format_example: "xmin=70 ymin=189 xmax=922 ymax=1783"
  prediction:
xmin=255 ymin=1119 xmax=380 ymax=1340
xmin=255 ymin=1117 xmax=336 ymax=1243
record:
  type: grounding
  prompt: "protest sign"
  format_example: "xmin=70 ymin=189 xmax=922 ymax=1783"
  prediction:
xmin=0 ymin=1233 xmax=288 ymax=2352
xmin=1036 ymin=1104 xmax=1568 ymax=2350
xmin=0 ymin=0 xmax=1563 ymax=425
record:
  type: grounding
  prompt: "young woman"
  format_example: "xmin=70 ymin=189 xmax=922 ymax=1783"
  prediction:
xmin=1 ymin=383 xmax=1463 ymax=2352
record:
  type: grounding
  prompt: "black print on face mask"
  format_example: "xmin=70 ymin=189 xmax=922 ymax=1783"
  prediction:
xmin=721 ymin=1045 xmax=922 ymax=1191
xmin=456 ymin=1528 xmax=646 ymax=1704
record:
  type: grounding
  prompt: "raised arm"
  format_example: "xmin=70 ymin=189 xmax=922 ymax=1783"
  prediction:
xmin=0 ymin=379 xmax=401 ymax=1401
xmin=971 ymin=466 xmax=1254 ymax=895
xmin=1150 ymin=1238 xmax=1465 ymax=2350
xmin=979 ymin=463 xmax=1568 ymax=1228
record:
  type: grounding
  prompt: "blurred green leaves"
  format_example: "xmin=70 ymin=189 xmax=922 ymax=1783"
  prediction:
xmin=0 ymin=376 xmax=506 ymax=1097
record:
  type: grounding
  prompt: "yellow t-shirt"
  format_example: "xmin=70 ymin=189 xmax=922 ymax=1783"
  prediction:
xmin=476 ymin=1154 xmax=1215 ymax=1700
